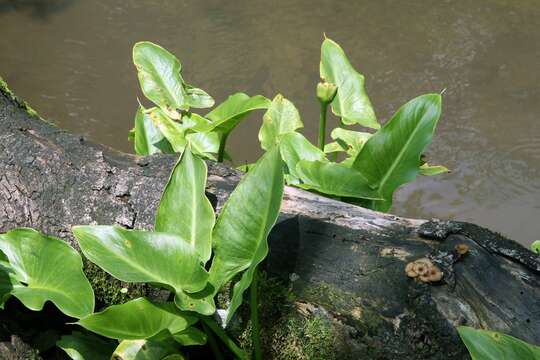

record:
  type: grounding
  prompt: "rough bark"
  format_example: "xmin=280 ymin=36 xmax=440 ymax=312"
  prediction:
xmin=0 ymin=82 xmax=539 ymax=359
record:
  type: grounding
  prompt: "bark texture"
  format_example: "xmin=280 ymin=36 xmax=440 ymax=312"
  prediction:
xmin=0 ymin=83 xmax=539 ymax=359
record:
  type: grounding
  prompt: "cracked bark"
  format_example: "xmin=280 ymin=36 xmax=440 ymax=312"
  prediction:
xmin=0 ymin=84 xmax=539 ymax=359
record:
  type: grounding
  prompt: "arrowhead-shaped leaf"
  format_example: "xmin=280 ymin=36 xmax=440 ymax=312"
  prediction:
xmin=208 ymin=147 xmax=284 ymax=324
xmin=0 ymin=254 xmax=16 ymax=309
xmin=0 ymin=228 xmax=94 ymax=318
xmin=352 ymin=94 xmax=442 ymax=211
xmin=457 ymin=326 xmax=540 ymax=360
xmin=320 ymin=38 xmax=379 ymax=129
xmin=206 ymin=93 xmax=270 ymax=136
xmin=57 ymin=331 xmax=116 ymax=360
xmin=258 ymin=95 xmax=303 ymax=150
xmin=156 ymin=147 xmax=215 ymax=264
xmin=78 ymin=298 xmax=197 ymax=340
xmin=72 ymin=226 xmax=209 ymax=294
xmin=185 ymin=132 xmax=220 ymax=160
xmin=296 ymin=160 xmax=382 ymax=200
xmin=133 ymin=42 xmax=188 ymax=114
xmin=279 ymin=132 xmax=326 ymax=184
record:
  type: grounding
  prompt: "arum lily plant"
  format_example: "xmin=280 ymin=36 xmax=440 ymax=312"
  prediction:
xmin=0 ymin=145 xmax=285 ymax=359
xmin=128 ymin=37 xmax=449 ymax=213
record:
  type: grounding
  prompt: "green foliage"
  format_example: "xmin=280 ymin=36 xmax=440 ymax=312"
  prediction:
xmin=57 ymin=331 xmax=116 ymax=360
xmin=258 ymin=94 xmax=303 ymax=151
xmin=112 ymin=336 xmax=184 ymax=360
xmin=155 ymin=146 xmax=215 ymax=264
xmin=351 ymin=94 xmax=442 ymax=211
xmin=77 ymin=298 xmax=197 ymax=340
xmin=209 ymin=147 xmax=284 ymax=324
xmin=0 ymin=228 xmax=94 ymax=318
xmin=458 ymin=326 xmax=540 ymax=360
xmin=320 ymin=37 xmax=379 ymax=129
xmin=72 ymin=226 xmax=209 ymax=296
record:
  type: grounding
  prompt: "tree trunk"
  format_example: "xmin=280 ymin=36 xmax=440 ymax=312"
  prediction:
xmin=0 ymin=82 xmax=539 ymax=359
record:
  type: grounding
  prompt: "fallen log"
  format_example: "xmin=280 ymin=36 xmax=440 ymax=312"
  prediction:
xmin=0 ymin=81 xmax=539 ymax=359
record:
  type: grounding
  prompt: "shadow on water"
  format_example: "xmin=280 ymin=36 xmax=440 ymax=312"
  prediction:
xmin=0 ymin=0 xmax=75 ymax=20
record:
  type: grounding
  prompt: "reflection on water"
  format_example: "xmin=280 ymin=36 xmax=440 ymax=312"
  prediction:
xmin=0 ymin=0 xmax=76 ymax=19
xmin=0 ymin=0 xmax=539 ymax=245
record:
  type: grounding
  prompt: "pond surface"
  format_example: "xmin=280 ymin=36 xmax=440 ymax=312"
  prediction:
xmin=1 ymin=0 xmax=539 ymax=246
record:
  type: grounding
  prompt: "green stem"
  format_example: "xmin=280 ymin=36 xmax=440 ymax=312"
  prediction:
xmin=202 ymin=322 xmax=225 ymax=360
xmin=318 ymin=101 xmax=328 ymax=151
xmin=250 ymin=269 xmax=262 ymax=360
xmin=202 ymin=317 xmax=248 ymax=360
xmin=217 ymin=132 xmax=229 ymax=163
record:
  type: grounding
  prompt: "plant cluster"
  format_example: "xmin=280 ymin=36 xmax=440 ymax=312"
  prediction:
xmin=128 ymin=37 xmax=449 ymax=212
xmin=0 ymin=145 xmax=285 ymax=359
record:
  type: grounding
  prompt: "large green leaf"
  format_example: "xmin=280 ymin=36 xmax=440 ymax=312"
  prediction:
xmin=57 ymin=331 xmax=116 ymax=360
xmin=352 ymin=94 xmax=442 ymax=211
xmin=279 ymin=132 xmax=326 ymax=184
xmin=0 ymin=228 xmax=94 ymax=318
xmin=133 ymin=106 xmax=168 ymax=156
xmin=78 ymin=298 xmax=197 ymax=340
xmin=296 ymin=160 xmax=382 ymax=200
xmin=133 ymin=42 xmax=187 ymax=115
xmin=156 ymin=147 xmax=214 ymax=264
xmin=112 ymin=339 xmax=183 ymax=360
xmin=206 ymin=93 xmax=270 ymax=136
xmin=457 ymin=326 xmax=540 ymax=360
xmin=72 ymin=226 xmax=209 ymax=295
xmin=208 ymin=147 xmax=284 ymax=324
xmin=258 ymin=95 xmax=303 ymax=150
xmin=320 ymin=38 xmax=379 ymax=129
xmin=327 ymin=128 xmax=372 ymax=156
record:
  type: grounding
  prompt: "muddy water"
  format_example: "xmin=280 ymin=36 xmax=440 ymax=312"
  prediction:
xmin=1 ymin=0 xmax=539 ymax=246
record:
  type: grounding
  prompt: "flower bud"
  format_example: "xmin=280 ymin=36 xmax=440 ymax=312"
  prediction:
xmin=316 ymin=82 xmax=337 ymax=104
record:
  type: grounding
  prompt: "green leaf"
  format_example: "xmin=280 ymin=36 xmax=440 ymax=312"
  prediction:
xmin=78 ymin=298 xmax=197 ymax=340
xmin=172 ymin=327 xmax=207 ymax=346
xmin=419 ymin=163 xmax=450 ymax=176
xmin=133 ymin=106 xmax=168 ymax=155
xmin=206 ymin=93 xmax=270 ymax=136
xmin=57 ymin=331 xmax=116 ymax=360
xmin=279 ymin=132 xmax=326 ymax=184
xmin=457 ymin=326 xmax=540 ymax=360
xmin=296 ymin=160 xmax=382 ymax=200
xmin=208 ymin=147 xmax=284 ymax=324
xmin=112 ymin=337 xmax=183 ymax=360
xmin=185 ymin=85 xmax=214 ymax=109
xmin=173 ymin=285 xmax=215 ymax=315
xmin=531 ymin=240 xmax=540 ymax=254
xmin=0 ymin=228 xmax=94 ymax=318
xmin=236 ymin=163 xmax=256 ymax=172
xmin=148 ymin=108 xmax=186 ymax=152
xmin=320 ymin=38 xmax=379 ymax=129
xmin=0 ymin=259 xmax=16 ymax=309
xmin=72 ymin=226 xmax=209 ymax=295
xmin=258 ymin=95 xmax=303 ymax=151
xmin=352 ymin=94 xmax=442 ymax=212
xmin=156 ymin=147 xmax=215 ymax=264
xmin=185 ymin=132 xmax=220 ymax=160
xmin=133 ymin=42 xmax=187 ymax=115
xmin=330 ymin=128 xmax=372 ymax=156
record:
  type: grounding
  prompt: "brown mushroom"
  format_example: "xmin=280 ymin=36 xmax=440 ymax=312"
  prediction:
xmin=455 ymin=244 xmax=470 ymax=255
xmin=412 ymin=261 xmax=430 ymax=276
xmin=425 ymin=266 xmax=443 ymax=282
xmin=405 ymin=262 xmax=418 ymax=277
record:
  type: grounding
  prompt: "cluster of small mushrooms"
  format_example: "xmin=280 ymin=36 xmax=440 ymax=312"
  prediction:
xmin=405 ymin=244 xmax=470 ymax=283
